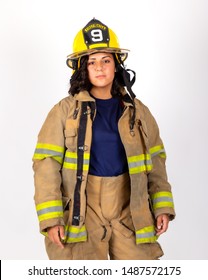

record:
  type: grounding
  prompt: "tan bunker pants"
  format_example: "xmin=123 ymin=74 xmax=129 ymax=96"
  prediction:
xmin=45 ymin=173 xmax=163 ymax=260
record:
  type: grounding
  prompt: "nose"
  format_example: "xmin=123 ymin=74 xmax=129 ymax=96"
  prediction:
xmin=95 ymin=61 xmax=103 ymax=71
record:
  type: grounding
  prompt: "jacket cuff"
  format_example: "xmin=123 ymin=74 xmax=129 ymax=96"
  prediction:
xmin=154 ymin=207 xmax=176 ymax=221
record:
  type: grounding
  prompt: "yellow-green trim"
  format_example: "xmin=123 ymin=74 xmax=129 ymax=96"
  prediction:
xmin=63 ymin=151 xmax=90 ymax=171
xmin=128 ymin=153 xmax=153 ymax=174
xmin=151 ymin=191 xmax=174 ymax=210
xmin=33 ymin=143 xmax=65 ymax=164
xmin=136 ymin=225 xmax=158 ymax=244
xmin=41 ymin=225 xmax=87 ymax=243
xmin=36 ymin=200 xmax=63 ymax=222
xmin=65 ymin=225 xmax=87 ymax=243
xmin=150 ymin=145 xmax=166 ymax=158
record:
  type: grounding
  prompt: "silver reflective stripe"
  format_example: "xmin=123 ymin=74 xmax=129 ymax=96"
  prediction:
xmin=64 ymin=157 xmax=77 ymax=164
xmin=153 ymin=197 xmax=173 ymax=203
xmin=37 ymin=206 xmax=63 ymax=216
xmin=35 ymin=148 xmax=64 ymax=157
xmin=64 ymin=157 xmax=89 ymax=165
xmin=83 ymin=159 xmax=89 ymax=165
xmin=128 ymin=159 xmax=152 ymax=169
xmin=65 ymin=231 xmax=86 ymax=238
xmin=136 ymin=231 xmax=155 ymax=239
xmin=151 ymin=148 xmax=165 ymax=157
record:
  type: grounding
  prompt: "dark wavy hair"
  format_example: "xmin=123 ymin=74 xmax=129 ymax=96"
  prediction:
xmin=68 ymin=54 xmax=125 ymax=97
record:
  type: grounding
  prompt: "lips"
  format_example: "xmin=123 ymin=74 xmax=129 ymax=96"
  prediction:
xmin=95 ymin=75 xmax=106 ymax=78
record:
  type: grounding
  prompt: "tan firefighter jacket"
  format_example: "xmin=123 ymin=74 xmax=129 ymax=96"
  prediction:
xmin=32 ymin=90 xmax=175 ymax=245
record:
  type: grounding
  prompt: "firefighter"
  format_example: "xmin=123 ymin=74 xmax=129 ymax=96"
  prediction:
xmin=33 ymin=18 xmax=175 ymax=260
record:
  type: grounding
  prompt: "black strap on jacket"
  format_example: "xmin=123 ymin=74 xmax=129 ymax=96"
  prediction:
xmin=72 ymin=102 xmax=88 ymax=225
xmin=116 ymin=64 xmax=136 ymax=131
xmin=72 ymin=101 xmax=95 ymax=226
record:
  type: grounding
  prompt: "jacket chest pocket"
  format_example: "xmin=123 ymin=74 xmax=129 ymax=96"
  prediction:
xmin=64 ymin=119 xmax=78 ymax=151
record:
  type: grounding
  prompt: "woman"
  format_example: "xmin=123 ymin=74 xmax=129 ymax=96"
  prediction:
xmin=33 ymin=18 xmax=175 ymax=260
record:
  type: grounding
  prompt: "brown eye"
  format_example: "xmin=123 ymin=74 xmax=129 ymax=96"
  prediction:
xmin=88 ymin=61 xmax=95 ymax=66
xmin=104 ymin=59 xmax=110 ymax=64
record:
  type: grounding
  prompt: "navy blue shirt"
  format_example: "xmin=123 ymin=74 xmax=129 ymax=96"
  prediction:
xmin=89 ymin=96 xmax=128 ymax=176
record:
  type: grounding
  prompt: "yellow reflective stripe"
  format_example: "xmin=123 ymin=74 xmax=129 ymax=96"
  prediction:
xmin=151 ymin=191 xmax=174 ymax=210
xmin=128 ymin=154 xmax=153 ymax=174
xmin=129 ymin=165 xmax=152 ymax=174
xmin=63 ymin=151 xmax=90 ymax=170
xmin=150 ymin=145 xmax=166 ymax=158
xmin=36 ymin=143 xmax=64 ymax=153
xmin=33 ymin=154 xmax=63 ymax=164
xmin=151 ymin=191 xmax=173 ymax=199
xmin=128 ymin=146 xmax=166 ymax=174
xmin=63 ymin=151 xmax=77 ymax=170
xmin=65 ymin=225 xmax=87 ymax=243
xmin=63 ymin=162 xmax=77 ymax=170
xmin=64 ymin=151 xmax=90 ymax=159
xmin=136 ymin=225 xmax=158 ymax=244
xmin=136 ymin=236 xmax=158 ymax=244
xmin=65 ymin=151 xmax=77 ymax=158
xmin=63 ymin=163 xmax=89 ymax=171
xmin=36 ymin=200 xmax=63 ymax=222
xmin=153 ymin=201 xmax=174 ymax=209
xmin=38 ymin=212 xmax=63 ymax=222
xmin=33 ymin=143 xmax=65 ymax=164
xmin=128 ymin=154 xmax=151 ymax=162
xmin=36 ymin=200 xmax=63 ymax=211
xmin=41 ymin=225 xmax=87 ymax=243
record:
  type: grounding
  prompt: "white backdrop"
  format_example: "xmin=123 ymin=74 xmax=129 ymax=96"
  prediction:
xmin=0 ymin=0 xmax=207 ymax=260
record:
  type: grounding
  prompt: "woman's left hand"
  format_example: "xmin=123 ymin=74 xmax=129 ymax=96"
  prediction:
xmin=155 ymin=214 xmax=170 ymax=236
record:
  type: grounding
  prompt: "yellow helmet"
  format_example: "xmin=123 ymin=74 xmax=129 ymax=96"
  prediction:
xmin=66 ymin=18 xmax=129 ymax=69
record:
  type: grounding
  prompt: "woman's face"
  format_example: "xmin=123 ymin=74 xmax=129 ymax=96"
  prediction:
xmin=87 ymin=52 xmax=115 ymax=90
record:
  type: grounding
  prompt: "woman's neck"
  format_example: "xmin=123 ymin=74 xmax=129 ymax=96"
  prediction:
xmin=90 ymin=88 xmax=112 ymax=100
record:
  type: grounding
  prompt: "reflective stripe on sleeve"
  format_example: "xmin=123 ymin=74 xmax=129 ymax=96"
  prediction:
xmin=33 ymin=143 xmax=65 ymax=164
xmin=41 ymin=225 xmax=87 ymax=243
xmin=36 ymin=200 xmax=63 ymax=222
xmin=64 ymin=225 xmax=87 ymax=243
xmin=150 ymin=191 xmax=174 ymax=210
xmin=150 ymin=145 xmax=166 ymax=158
xmin=127 ymin=146 xmax=166 ymax=174
xmin=136 ymin=225 xmax=158 ymax=244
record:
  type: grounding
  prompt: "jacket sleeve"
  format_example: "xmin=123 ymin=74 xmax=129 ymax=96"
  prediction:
xmin=32 ymin=102 xmax=66 ymax=233
xmin=143 ymin=105 xmax=176 ymax=220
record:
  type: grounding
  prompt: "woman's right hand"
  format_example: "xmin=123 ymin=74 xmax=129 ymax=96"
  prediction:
xmin=47 ymin=225 xmax=65 ymax=249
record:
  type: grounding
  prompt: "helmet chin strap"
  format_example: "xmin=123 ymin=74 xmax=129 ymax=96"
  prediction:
xmin=122 ymin=67 xmax=136 ymax=99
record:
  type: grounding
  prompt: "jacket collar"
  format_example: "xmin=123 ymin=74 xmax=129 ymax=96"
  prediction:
xmin=74 ymin=91 xmax=95 ymax=102
xmin=74 ymin=90 xmax=134 ymax=109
